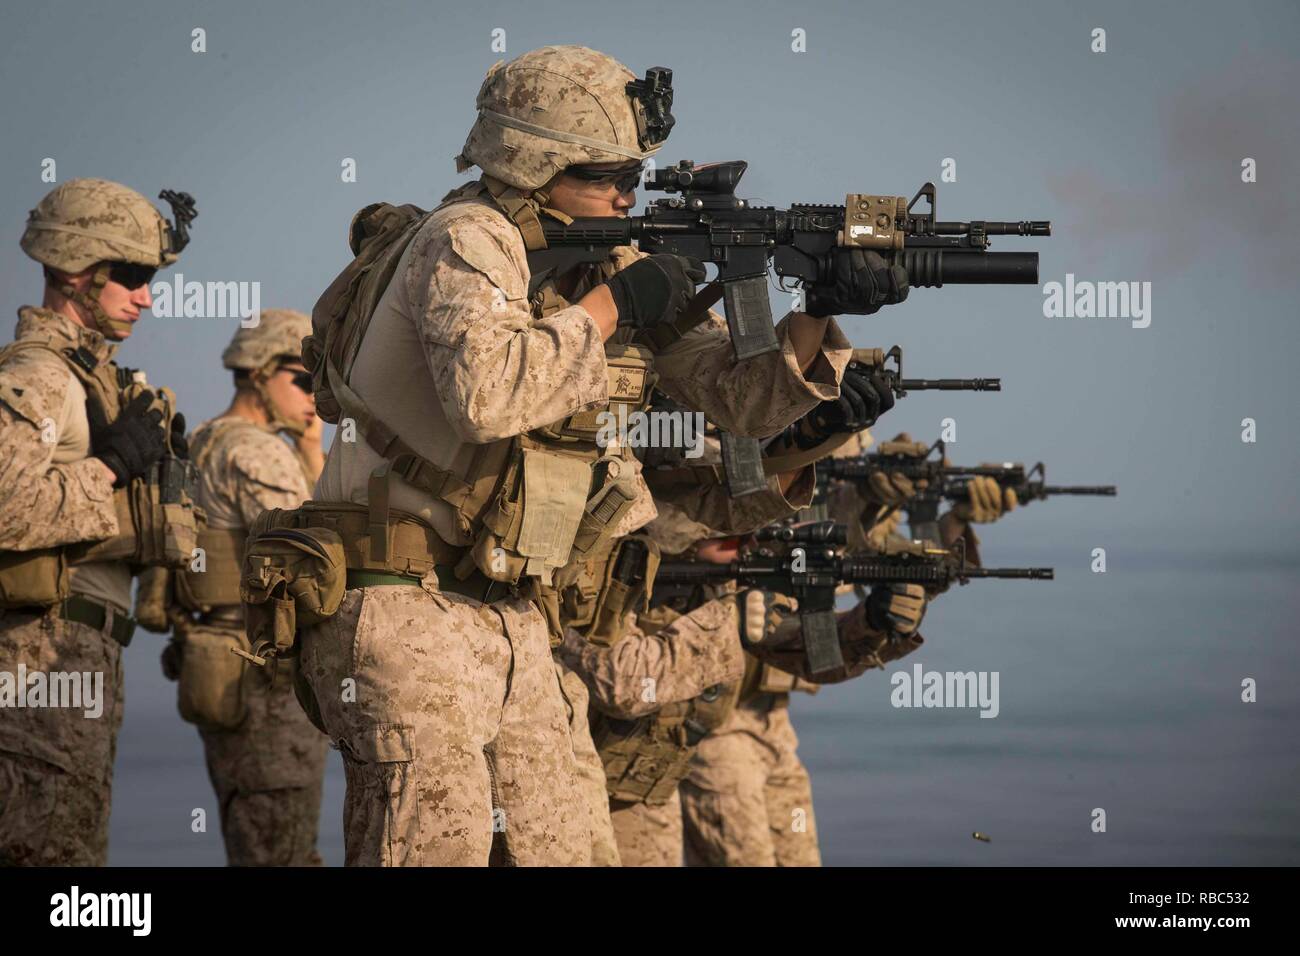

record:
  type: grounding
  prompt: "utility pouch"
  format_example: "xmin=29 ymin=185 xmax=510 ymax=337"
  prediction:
xmin=72 ymin=457 xmax=201 ymax=570
xmin=0 ymin=546 xmax=70 ymax=609
xmin=175 ymin=528 xmax=247 ymax=612
xmin=240 ymin=512 xmax=347 ymax=667
xmin=578 ymin=535 xmax=660 ymax=647
xmin=177 ymin=624 xmax=250 ymax=730
xmin=515 ymin=448 xmax=591 ymax=583
xmin=136 ymin=455 xmax=201 ymax=568
xmin=133 ymin=566 xmax=173 ymax=634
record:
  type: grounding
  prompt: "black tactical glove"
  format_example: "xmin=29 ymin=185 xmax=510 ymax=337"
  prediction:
xmin=88 ymin=391 xmax=168 ymax=487
xmin=169 ymin=412 xmax=189 ymax=459
xmin=804 ymin=249 xmax=909 ymax=318
xmin=606 ymin=254 xmax=707 ymax=331
xmin=789 ymin=362 xmax=895 ymax=449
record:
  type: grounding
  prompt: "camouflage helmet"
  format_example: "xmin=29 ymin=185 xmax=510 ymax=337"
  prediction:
xmin=455 ymin=45 xmax=676 ymax=191
xmin=223 ymin=309 xmax=314 ymax=437
xmin=21 ymin=178 xmax=180 ymax=273
xmin=222 ymin=309 xmax=312 ymax=372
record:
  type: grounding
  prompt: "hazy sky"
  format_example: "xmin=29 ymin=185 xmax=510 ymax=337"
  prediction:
xmin=2 ymin=0 xmax=1297 ymax=560
xmin=5 ymin=0 xmax=1297 ymax=869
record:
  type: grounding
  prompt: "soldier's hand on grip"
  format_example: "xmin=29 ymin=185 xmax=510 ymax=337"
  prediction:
xmin=864 ymin=432 xmax=929 ymax=506
xmin=790 ymin=363 xmax=895 ymax=449
xmin=607 ymin=253 xmax=707 ymax=331
xmin=804 ymin=249 xmax=909 ymax=318
xmin=89 ymin=390 xmax=168 ymax=487
xmin=953 ymin=474 xmax=1018 ymax=524
xmin=866 ymin=583 xmax=927 ymax=637
xmin=815 ymin=363 xmax=895 ymax=432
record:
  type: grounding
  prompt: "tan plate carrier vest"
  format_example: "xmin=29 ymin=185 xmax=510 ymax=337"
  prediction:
xmin=263 ymin=177 xmax=660 ymax=646
xmin=0 ymin=337 xmax=200 ymax=609
xmin=169 ymin=418 xmax=263 ymax=617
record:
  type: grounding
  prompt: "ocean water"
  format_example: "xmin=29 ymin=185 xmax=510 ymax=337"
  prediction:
xmin=106 ymin=548 xmax=1300 ymax=866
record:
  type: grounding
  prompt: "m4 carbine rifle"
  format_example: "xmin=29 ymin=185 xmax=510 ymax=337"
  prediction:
xmin=653 ymin=521 xmax=1052 ymax=675
xmin=820 ymin=438 xmax=1116 ymax=540
xmin=529 ymin=160 xmax=1051 ymax=360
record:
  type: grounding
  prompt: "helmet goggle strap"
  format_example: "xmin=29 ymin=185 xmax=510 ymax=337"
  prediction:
xmin=253 ymin=359 xmax=308 ymax=437
xmin=48 ymin=263 xmax=132 ymax=339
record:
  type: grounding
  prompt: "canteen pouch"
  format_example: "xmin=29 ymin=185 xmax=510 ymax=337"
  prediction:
xmin=241 ymin=513 xmax=347 ymax=666
xmin=177 ymin=624 xmax=250 ymax=730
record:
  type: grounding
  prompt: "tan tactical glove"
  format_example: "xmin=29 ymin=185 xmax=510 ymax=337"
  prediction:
xmin=864 ymin=508 xmax=902 ymax=551
xmin=952 ymin=474 xmax=1018 ymax=524
xmin=863 ymin=433 xmax=930 ymax=508
xmin=866 ymin=583 xmax=927 ymax=636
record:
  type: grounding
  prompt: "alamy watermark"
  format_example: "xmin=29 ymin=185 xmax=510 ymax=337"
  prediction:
xmin=890 ymin=663 xmax=999 ymax=718
xmin=149 ymin=273 xmax=261 ymax=327
xmin=1042 ymin=273 xmax=1151 ymax=329
xmin=0 ymin=665 xmax=104 ymax=718
xmin=50 ymin=885 xmax=150 ymax=936
xmin=595 ymin=403 xmax=705 ymax=459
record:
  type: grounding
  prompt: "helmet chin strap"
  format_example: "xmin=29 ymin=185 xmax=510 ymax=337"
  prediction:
xmin=52 ymin=264 xmax=133 ymax=339
xmin=252 ymin=364 xmax=307 ymax=437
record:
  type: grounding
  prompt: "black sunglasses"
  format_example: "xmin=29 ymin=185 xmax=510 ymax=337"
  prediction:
xmin=105 ymin=261 xmax=158 ymax=290
xmin=284 ymin=370 xmax=314 ymax=393
xmin=567 ymin=163 xmax=645 ymax=194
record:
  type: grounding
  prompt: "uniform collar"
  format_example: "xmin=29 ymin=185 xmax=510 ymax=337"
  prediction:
xmin=14 ymin=306 xmax=118 ymax=365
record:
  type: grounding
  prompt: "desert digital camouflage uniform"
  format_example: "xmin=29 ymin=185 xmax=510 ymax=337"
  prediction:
xmin=298 ymin=46 xmax=848 ymax=866
xmin=560 ymin=590 xmax=745 ymax=866
xmin=680 ymin=431 xmax=939 ymax=867
xmin=680 ymin=587 xmax=924 ymax=867
xmin=0 ymin=308 xmax=127 ymax=865
xmin=560 ymin=468 xmax=826 ymax=868
xmin=183 ymin=414 xmax=329 ymax=865
xmin=0 ymin=179 xmax=188 ymax=865
xmin=553 ymin=658 xmax=622 ymax=865
xmin=557 ymin=436 xmax=823 ymax=866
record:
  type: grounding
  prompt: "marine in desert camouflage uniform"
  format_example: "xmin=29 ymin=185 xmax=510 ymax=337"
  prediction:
xmin=565 ymin=374 xmax=911 ymax=867
xmin=291 ymin=45 xmax=865 ymax=866
xmin=680 ymin=430 xmax=1016 ymax=867
xmin=163 ymin=310 xmax=330 ymax=866
xmin=0 ymin=179 xmax=189 ymax=865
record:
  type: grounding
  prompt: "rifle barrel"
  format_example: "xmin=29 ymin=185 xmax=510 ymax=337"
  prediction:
xmin=933 ymin=220 xmax=1051 ymax=237
xmin=898 ymin=378 xmax=1002 ymax=391
xmin=1039 ymin=485 xmax=1117 ymax=496
xmin=962 ymin=567 xmax=1055 ymax=580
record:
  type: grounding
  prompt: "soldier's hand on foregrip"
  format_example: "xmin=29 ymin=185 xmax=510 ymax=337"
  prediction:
xmin=953 ymin=474 xmax=1019 ymax=523
xmin=803 ymin=249 xmax=909 ymax=318
xmin=866 ymin=583 xmax=928 ymax=637
xmin=865 ymin=470 xmax=918 ymax=507
xmin=606 ymin=253 xmax=707 ymax=331
xmin=88 ymin=390 xmax=168 ymax=487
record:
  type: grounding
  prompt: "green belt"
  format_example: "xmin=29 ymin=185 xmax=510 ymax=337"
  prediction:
xmin=59 ymin=595 xmax=136 ymax=647
xmin=346 ymin=570 xmax=422 ymax=589
xmin=345 ymin=566 xmax=502 ymax=603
